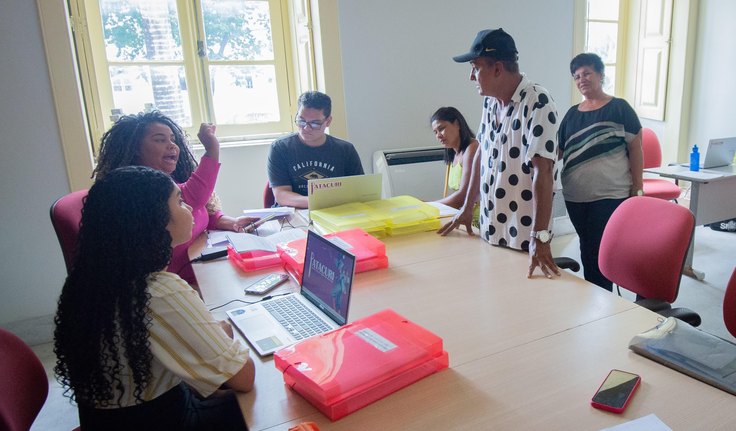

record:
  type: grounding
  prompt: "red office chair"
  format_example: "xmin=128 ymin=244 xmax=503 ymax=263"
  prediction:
xmin=50 ymin=189 xmax=88 ymax=273
xmin=641 ymin=128 xmax=681 ymax=201
xmin=263 ymin=182 xmax=275 ymax=208
xmin=724 ymin=268 xmax=736 ymax=338
xmin=0 ymin=328 xmax=49 ymax=431
xmin=599 ymin=196 xmax=701 ymax=326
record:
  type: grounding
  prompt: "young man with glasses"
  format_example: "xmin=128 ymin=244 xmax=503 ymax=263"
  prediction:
xmin=267 ymin=91 xmax=364 ymax=208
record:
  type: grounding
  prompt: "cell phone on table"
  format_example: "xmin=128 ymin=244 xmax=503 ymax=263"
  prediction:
xmin=243 ymin=213 xmax=277 ymax=233
xmin=591 ymin=369 xmax=641 ymax=413
xmin=244 ymin=273 xmax=289 ymax=295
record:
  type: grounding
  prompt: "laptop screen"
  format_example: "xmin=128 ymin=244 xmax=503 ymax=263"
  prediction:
xmin=300 ymin=230 xmax=356 ymax=326
xmin=704 ymin=137 xmax=736 ymax=168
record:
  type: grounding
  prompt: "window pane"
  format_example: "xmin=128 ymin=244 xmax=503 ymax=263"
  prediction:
xmin=210 ymin=65 xmax=279 ymax=124
xmin=587 ymin=0 xmax=619 ymax=21
xmin=109 ymin=65 xmax=191 ymax=126
xmin=203 ymin=0 xmax=274 ymax=61
xmin=100 ymin=0 xmax=182 ymax=62
xmin=603 ymin=65 xmax=616 ymax=95
xmin=586 ymin=22 xmax=618 ymax=64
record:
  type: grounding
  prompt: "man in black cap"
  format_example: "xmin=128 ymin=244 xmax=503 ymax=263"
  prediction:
xmin=438 ymin=28 xmax=561 ymax=279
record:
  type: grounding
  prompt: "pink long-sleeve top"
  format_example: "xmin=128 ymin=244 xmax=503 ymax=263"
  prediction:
xmin=168 ymin=156 xmax=222 ymax=284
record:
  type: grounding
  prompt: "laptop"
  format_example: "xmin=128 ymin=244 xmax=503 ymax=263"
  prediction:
xmin=227 ymin=230 xmax=356 ymax=356
xmin=307 ymin=173 xmax=382 ymax=211
xmin=681 ymin=137 xmax=736 ymax=169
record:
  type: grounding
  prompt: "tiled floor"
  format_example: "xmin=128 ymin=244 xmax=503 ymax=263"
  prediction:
xmin=30 ymin=343 xmax=79 ymax=431
xmin=29 ymin=227 xmax=736 ymax=430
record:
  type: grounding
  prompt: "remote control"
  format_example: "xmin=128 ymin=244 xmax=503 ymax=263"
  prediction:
xmin=244 ymin=273 xmax=289 ymax=295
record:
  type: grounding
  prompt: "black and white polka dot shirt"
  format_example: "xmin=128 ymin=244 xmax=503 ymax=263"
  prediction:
xmin=476 ymin=75 xmax=560 ymax=251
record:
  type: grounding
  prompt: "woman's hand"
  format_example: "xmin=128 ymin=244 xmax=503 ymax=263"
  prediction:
xmin=197 ymin=123 xmax=220 ymax=162
xmin=215 ymin=215 xmax=260 ymax=232
xmin=219 ymin=320 xmax=234 ymax=339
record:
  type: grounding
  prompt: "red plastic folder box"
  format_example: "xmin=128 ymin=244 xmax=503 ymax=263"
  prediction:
xmin=274 ymin=309 xmax=449 ymax=420
xmin=278 ymin=228 xmax=388 ymax=283
xmin=226 ymin=246 xmax=282 ymax=272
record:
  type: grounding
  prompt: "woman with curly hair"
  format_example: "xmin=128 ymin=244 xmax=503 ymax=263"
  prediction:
xmin=92 ymin=112 xmax=257 ymax=284
xmin=54 ymin=166 xmax=255 ymax=430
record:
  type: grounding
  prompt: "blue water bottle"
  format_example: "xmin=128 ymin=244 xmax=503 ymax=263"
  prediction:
xmin=690 ymin=144 xmax=700 ymax=172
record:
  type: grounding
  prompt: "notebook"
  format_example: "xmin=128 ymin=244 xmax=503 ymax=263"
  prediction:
xmin=307 ymin=173 xmax=382 ymax=211
xmin=681 ymin=137 xmax=736 ymax=169
xmin=227 ymin=230 xmax=356 ymax=356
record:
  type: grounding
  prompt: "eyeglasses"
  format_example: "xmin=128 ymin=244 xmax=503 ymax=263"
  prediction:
xmin=294 ymin=118 xmax=326 ymax=130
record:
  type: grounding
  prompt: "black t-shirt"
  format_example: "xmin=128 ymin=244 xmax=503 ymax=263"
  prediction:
xmin=267 ymin=134 xmax=364 ymax=196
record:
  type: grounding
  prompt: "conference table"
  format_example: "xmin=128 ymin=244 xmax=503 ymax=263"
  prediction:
xmin=644 ymin=164 xmax=736 ymax=280
xmin=191 ymin=227 xmax=735 ymax=430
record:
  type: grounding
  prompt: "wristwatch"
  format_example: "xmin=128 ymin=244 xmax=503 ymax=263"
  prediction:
xmin=530 ymin=230 xmax=553 ymax=243
xmin=635 ymin=189 xmax=645 ymax=196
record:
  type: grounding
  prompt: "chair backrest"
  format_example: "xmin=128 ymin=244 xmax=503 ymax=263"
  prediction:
xmin=50 ymin=189 xmax=88 ymax=273
xmin=263 ymin=182 xmax=275 ymax=208
xmin=724 ymin=268 xmax=736 ymax=338
xmin=599 ymin=196 xmax=694 ymax=302
xmin=641 ymin=127 xmax=663 ymax=169
xmin=0 ymin=328 xmax=49 ymax=431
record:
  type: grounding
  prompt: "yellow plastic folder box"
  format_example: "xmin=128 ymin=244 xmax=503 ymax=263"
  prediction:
xmin=310 ymin=196 xmax=440 ymax=237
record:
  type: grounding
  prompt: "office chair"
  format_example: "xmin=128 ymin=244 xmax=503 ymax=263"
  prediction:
xmin=50 ymin=189 xmax=88 ymax=274
xmin=264 ymin=182 xmax=275 ymax=208
xmin=641 ymin=128 xmax=681 ymax=201
xmin=599 ymin=196 xmax=701 ymax=326
xmin=724 ymin=267 xmax=736 ymax=338
xmin=0 ymin=328 xmax=49 ymax=431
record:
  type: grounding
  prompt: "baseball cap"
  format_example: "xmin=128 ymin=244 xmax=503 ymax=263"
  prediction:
xmin=452 ymin=28 xmax=518 ymax=63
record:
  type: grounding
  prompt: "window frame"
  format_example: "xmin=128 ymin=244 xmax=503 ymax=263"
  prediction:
xmin=573 ymin=0 xmax=630 ymax=100
xmin=71 ymin=0 xmax=300 ymax=151
xmin=38 ymin=0 xmax=354 ymax=192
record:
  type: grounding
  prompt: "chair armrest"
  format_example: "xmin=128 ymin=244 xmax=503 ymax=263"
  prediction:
xmin=554 ymin=257 xmax=580 ymax=272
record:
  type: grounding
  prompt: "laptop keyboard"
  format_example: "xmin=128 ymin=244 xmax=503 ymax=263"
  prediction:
xmin=262 ymin=296 xmax=332 ymax=340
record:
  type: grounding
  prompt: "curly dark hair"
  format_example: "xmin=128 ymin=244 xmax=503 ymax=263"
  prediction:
xmin=431 ymin=107 xmax=476 ymax=165
xmin=92 ymin=111 xmax=198 ymax=184
xmin=54 ymin=166 xmax=175 ymax=407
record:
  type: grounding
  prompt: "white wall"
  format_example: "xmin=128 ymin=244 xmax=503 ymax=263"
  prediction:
xmin=689 ymin=0 xmax=736 ymax=147
xmin=0 ymin=1 xmax=71 ymax=335
xmin=337 ymin=0 xmax=574 ymax=168
xmin=193 ymin=144 xmax=271 ymax=216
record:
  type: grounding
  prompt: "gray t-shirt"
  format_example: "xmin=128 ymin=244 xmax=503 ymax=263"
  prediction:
xmin=267 ymin=133 xmax=364 ymax=196
xmin=558 ymin=97 xmax=642 ymax=202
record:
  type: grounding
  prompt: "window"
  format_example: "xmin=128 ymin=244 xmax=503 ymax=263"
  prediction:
xmin=71 ymin=0 xmax=301 ymax=146
xmin=633 ymin=0 xmax=673 ymax=120
xmin=583 ymin=0 xmax=622 ymax=95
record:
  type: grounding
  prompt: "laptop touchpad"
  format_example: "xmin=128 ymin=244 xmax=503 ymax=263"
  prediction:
xmin=236 ymin=314 xmax=285 ymax=350
xmin=256 ymin=336 xmax=283 ymax=352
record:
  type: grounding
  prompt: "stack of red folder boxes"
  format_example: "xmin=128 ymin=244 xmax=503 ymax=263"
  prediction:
xmin=274 ymin=309 xmax=449 ymax=420
xmin=277 ymin=228 xmax=389 ymax=283
xmin=226 ymin=247 xmax=282 ymax=272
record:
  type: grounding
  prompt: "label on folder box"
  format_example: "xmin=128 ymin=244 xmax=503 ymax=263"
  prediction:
xmin=355 ymin=328 xmax=397 ymax=352
xmin=274 ymin=309 xmax=449 ymax=420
